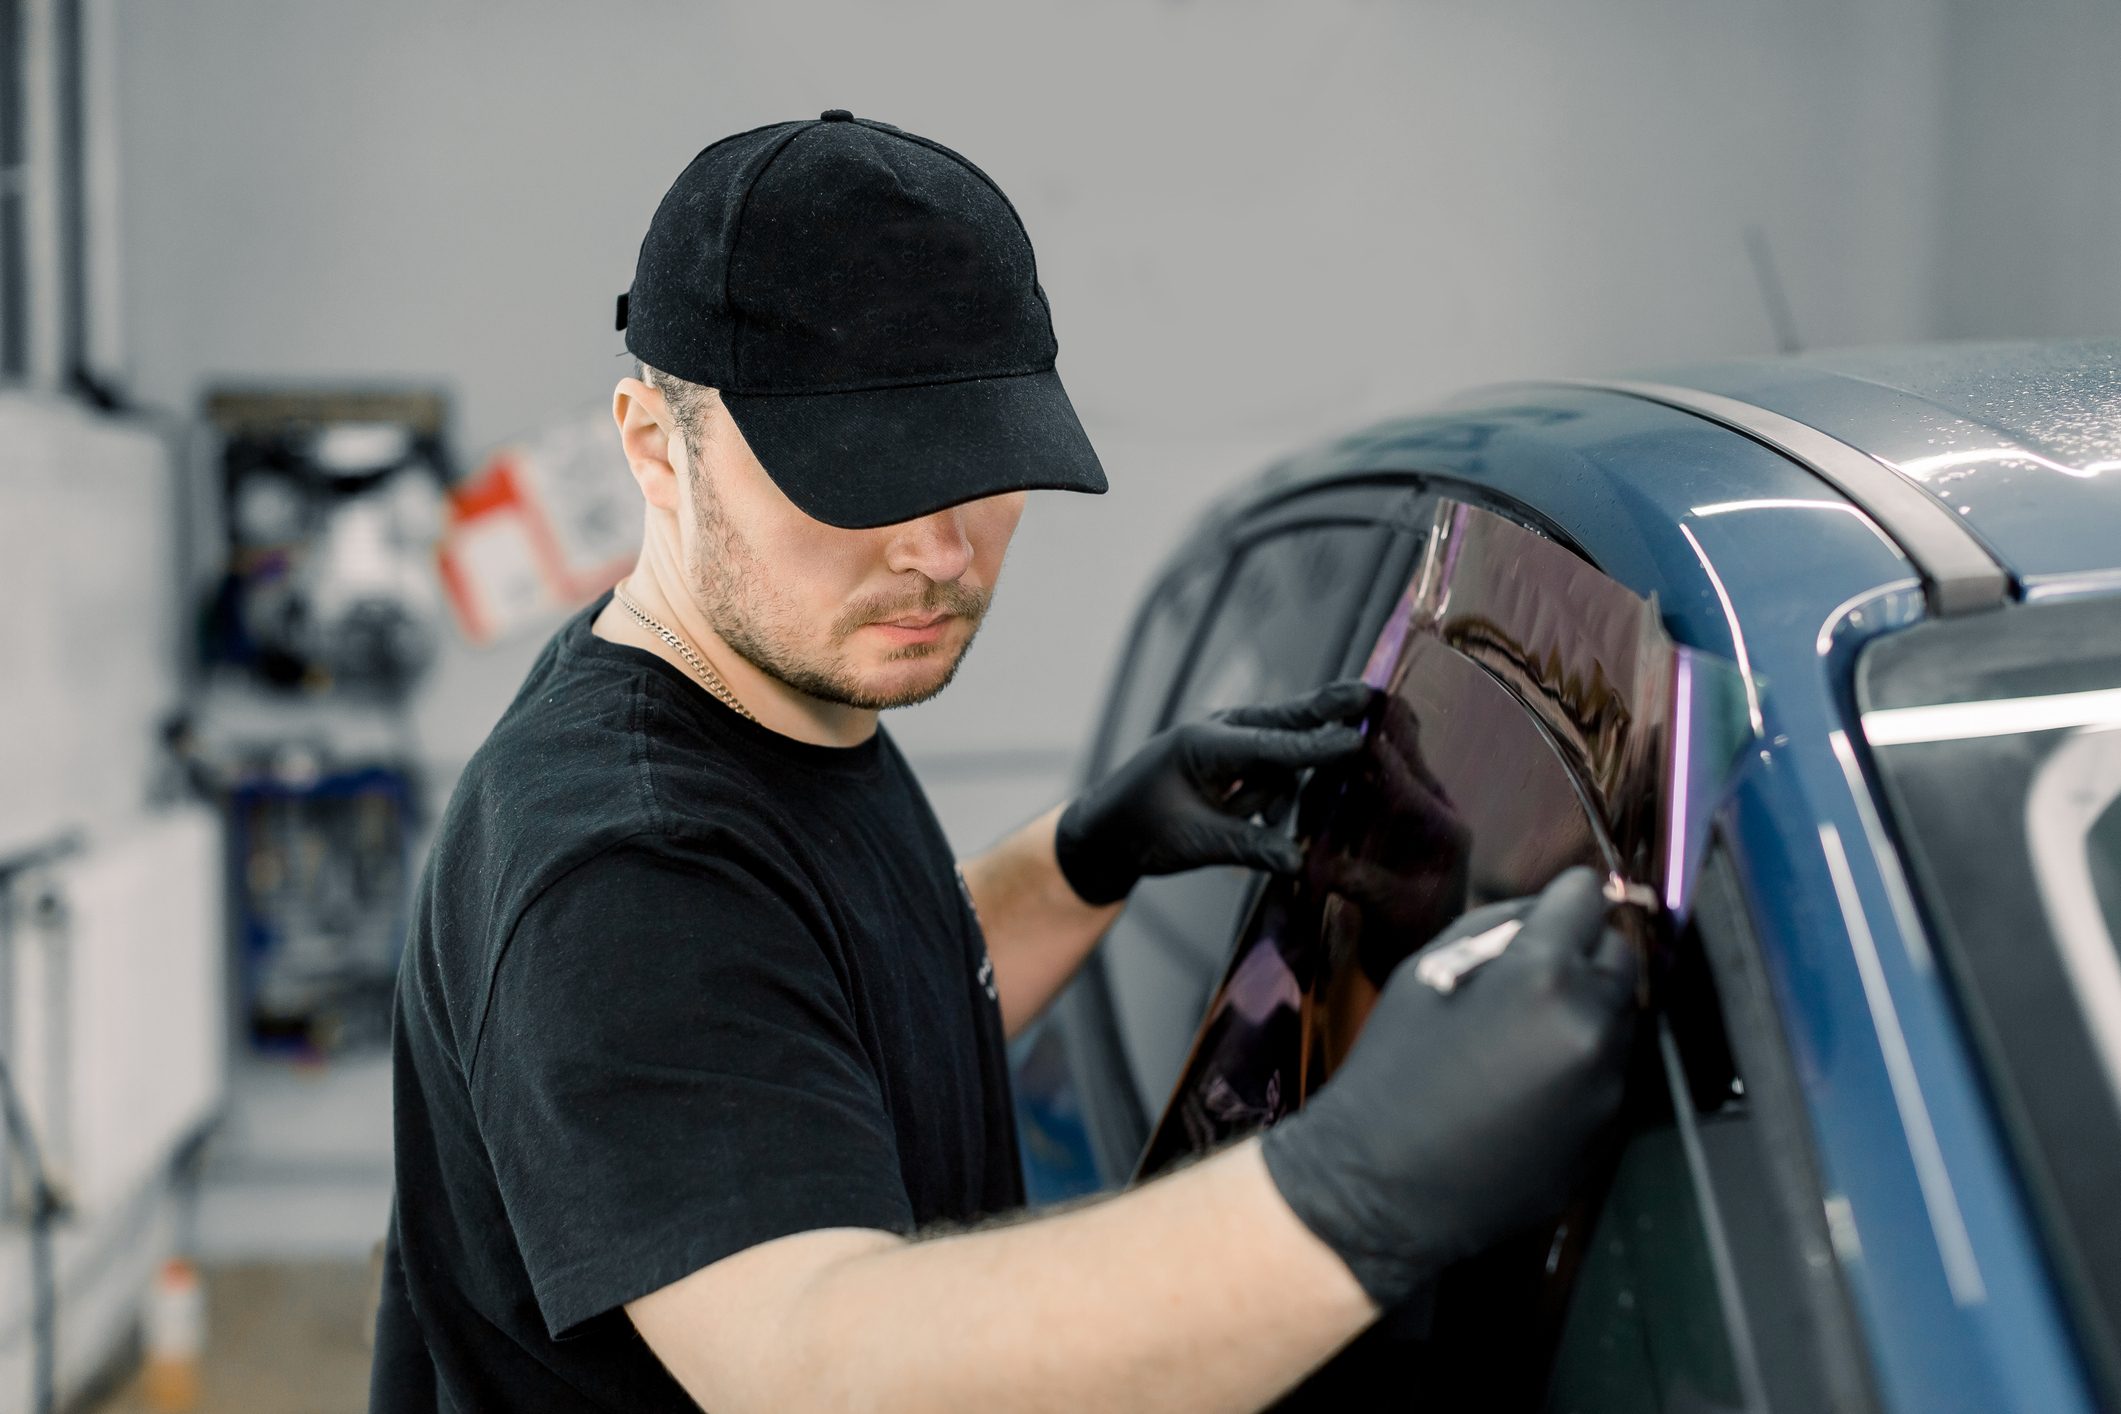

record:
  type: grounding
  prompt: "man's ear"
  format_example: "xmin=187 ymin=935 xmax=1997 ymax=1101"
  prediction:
xmin=613 ymin=376 xmax=683 ymax=513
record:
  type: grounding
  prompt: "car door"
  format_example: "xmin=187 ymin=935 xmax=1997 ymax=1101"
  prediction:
xmin=1541 ymin=836 xmax=1877 ymax=1414
xmin=1128 ymin=498 xmax=1872 ymax=1411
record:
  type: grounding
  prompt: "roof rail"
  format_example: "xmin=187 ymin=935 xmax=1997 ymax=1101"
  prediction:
xmin=1528 ymin=379 xmax=2013 ymax=616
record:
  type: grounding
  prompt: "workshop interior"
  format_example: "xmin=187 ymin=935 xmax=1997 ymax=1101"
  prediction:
xmin=4 ymin=2 xmax=2120 ymax=1411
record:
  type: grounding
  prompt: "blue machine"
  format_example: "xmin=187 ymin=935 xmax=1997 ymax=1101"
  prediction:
xmin=228 ymin=764 xmax=415 ymax=1055
xmin=1019 ymin=339 xmax=2121 ymax=1412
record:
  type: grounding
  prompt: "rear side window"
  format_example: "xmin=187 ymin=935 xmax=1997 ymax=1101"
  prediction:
xmin=1168 ymin=524 xmax=1390 ymax=721
xmin=1091 ymin=557 xmax=1223 ymax=778
xmin=1139 ymin=501 xmax=1674 ymax=1175
xmin=1101 ymin=522 xmax=1393 ymax=1123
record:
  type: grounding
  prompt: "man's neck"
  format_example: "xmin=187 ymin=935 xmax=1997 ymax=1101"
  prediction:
xmin=590 ymin=562 xmax=879 ymax=749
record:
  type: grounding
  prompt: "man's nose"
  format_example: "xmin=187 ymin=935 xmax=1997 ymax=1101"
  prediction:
xmin=885 ymin=507 xmax=975 ymax=583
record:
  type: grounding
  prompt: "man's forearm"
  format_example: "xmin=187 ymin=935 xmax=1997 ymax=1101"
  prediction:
xmin=772 ymin=1140 xmax=1371 ymax=1413
xmin=960 ymin=801 xmax=1124 ymax=1035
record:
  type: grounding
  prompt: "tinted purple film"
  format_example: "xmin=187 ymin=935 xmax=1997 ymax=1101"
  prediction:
xmin=1138 ymin=501 xmax=1686 ymax=1179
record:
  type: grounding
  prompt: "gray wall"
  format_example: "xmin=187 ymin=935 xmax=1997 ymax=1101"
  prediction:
xmin=1936 ymin=0 xmax=2121 ymax=340
xmin=109 ymin=0 xmax=2055 ymax=849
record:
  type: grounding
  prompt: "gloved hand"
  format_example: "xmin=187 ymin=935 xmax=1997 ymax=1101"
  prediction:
xmin=1259 ymin=866 xmax=1638 ymax=1309
xmin=1304 ymin=690 xmax=1473 ymax=985
xmin=1053 ymin=679 xmax=1376 ymax=906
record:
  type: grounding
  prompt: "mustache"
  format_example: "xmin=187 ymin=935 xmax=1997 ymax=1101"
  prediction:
xmin=842 ymin=582 xmax=990 ymax=631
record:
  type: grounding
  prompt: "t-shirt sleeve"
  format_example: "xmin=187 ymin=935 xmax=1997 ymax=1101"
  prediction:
xmin=468 ymin=834 xmax=915 ymax=1340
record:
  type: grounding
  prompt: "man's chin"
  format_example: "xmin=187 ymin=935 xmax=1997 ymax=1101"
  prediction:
xmin=859 ymin=652 xmax=964 ymax=710
xmin=776 ymin=644 xmax=965 ymax=712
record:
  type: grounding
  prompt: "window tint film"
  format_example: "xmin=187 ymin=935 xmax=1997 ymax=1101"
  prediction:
xmin=1139 ymin=503 xmax=1680 ymax=1173
xmin=1135 ymin=635 xmax=1613 ymax=1173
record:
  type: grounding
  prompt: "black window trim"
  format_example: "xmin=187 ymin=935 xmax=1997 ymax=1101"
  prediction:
xmin=1676 ymin=826 xmax=1881 ymax=1412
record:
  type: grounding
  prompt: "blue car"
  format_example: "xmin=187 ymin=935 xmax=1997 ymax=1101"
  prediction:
xmin=1014 ymin=339 xmax=2121 ymax=1413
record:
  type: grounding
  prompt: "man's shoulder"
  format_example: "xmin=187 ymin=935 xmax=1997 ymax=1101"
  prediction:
xmin=452 ymin=660 xmax=656 ymax=848
xmin=442 ymin=670 xmax=790 ymax=892
xmin=411 ymin=661 xmax=816 ymax=1076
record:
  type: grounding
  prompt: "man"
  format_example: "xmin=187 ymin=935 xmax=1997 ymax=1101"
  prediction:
xmin=371 ymin=111 xmax=1636 ymax=1412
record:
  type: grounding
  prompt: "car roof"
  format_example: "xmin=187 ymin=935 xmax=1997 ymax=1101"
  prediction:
xmin=1635 ymin=338 xmax=2121 ymax=594
xmin=1225 ymin=338 xmax=2121 ymax=634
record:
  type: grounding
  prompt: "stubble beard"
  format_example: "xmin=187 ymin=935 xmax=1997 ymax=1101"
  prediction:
xmin=684 ymin=474 xmax=988 ymax=712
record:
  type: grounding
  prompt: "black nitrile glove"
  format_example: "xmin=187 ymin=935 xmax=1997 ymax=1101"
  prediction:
xmin=1053 ymin=679 xmax=1376 ymax=906
xmin=1305 ymin=690 xmax=1473 ymax=985
xmin=1259 ymin=866 xmax=1638 ymax=1309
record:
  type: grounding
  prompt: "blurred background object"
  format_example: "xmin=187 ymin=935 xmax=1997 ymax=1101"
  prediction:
xmin=199 ymin=388 xmax=450 ymax=698
xmin=2 ymin=0 xmax=2119 ymax=1409
xmin=193 ymin=388 xmax=446 ymax=1061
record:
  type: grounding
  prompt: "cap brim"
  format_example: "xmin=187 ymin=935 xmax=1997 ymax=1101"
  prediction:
xmin=719 ymin=367 xmax=1108 ymax=530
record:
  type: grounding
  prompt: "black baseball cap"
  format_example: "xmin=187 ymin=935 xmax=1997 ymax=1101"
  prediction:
xmin=618 ymin=110 xmax=1108 ymax=530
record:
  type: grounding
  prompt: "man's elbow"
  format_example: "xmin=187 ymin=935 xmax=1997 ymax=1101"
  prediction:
xmin=626 ymin=1226 xmax=905 ymax=1410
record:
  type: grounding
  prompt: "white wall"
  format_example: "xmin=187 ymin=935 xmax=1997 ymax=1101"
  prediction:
xmin=0 ymin=396 xmax=184 ymax=858
xmin=1935 ymin=0 xmax=2121 ymax=340
xmin=110 ymin=0 xmax=1956 ymax=842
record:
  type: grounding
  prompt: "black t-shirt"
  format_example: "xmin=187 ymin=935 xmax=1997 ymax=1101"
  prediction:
xmin=370 ymin=592 xmax=1024 ymax=1412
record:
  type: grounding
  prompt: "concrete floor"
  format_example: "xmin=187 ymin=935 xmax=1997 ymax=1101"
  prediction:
xmin=90 ymin=1260 xmax=377 ymax=1414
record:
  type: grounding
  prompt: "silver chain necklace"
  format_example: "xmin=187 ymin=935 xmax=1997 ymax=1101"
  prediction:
xmin=610 ymin=583 xmax=757 ymax=723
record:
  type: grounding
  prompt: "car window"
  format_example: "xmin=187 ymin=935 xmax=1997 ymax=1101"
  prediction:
xmin=1135 ymin=634 xmax=1613 ymax=1174
xmin=1101 ymin=522 xmax=1394 ymax=1122
xmin=1138 ymin=501 xmax=1673 ymax=1174
xmin=1091 ymin=556 xmax=1224 ymax=778
xmin=1033 ymin=516 xmax=1402 ymax=1190
xmin=1546 ymin=1127 xmax=1740 ymax=1414
xmin=1857 ymin=593 xmax=2121 ymax=1390
xmin=1171 ymin=523 xmax=1391 ymax=720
